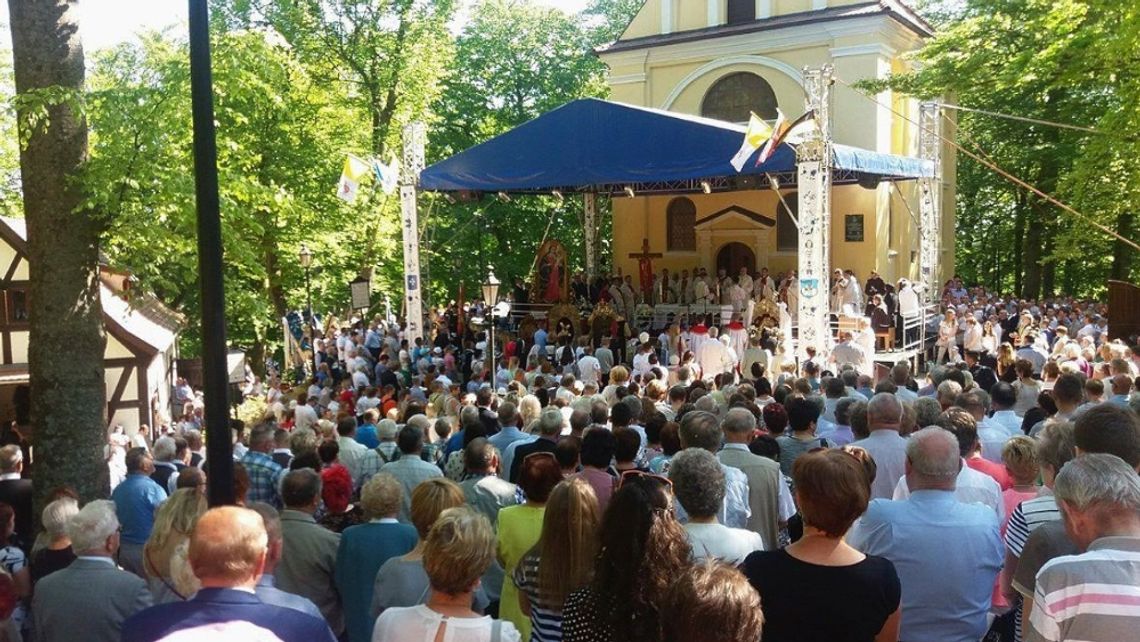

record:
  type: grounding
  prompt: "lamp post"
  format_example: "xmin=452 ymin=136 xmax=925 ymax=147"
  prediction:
xmin=299 ymin=244 xmax=315 ymax=371
xmin=482 ymin=270 xmax=500 ymax=372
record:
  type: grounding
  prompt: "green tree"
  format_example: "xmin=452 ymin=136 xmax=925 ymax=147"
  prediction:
xmin=88 ymin=32 xmax=367 ymax=366
xmin=886 ymin=0 xmax=1139 ymax=297
xmin=7 ymin=0 xmax=108 ymax=503
xmin=425 ymin=0 xmax=615 ymax=300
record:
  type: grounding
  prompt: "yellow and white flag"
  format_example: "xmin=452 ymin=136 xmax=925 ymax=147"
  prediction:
xmin=337 ymin=154 xmax=372 ymax=204
xmin=730 ymin=112 xmax=774 ymax=172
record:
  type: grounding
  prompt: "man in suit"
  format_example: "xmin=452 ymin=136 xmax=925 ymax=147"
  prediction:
xmin=247 ymin=503 xmax=324 ymax=619
xmin=718 ymin=408 xmax=787 ymax=549
xmin=122 ymin=506 xmax=335 ymax=642
xmin=509 ymin=408 xmax=562 ymax=484
xmin=275 ymin=469 xmax=344 ymax=637
xmin=0 ymin=445 xmax=32 ymax=550
xmin=33 ymin=499 xmax=152 ymax=642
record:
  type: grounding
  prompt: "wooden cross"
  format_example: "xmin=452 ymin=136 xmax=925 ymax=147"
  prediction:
xmin=629 ymin=238 xmax=663 ymax=300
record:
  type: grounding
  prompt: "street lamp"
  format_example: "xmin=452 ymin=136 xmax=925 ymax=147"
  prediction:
xmin=299 ymin=244 xmax=315 ymax=371
xmin=482 ymin=270 xmax=500 ymax=371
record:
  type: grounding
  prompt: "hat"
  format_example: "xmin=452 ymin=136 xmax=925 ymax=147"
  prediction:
xmin=639 ymin=332 xmax=650 ymax=344
xmin=377 ymin=419 xmax=398 ymax=440
xmin=433 ymin=347 xmax=442 ymax=354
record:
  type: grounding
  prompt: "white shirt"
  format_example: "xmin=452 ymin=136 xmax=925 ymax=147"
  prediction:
xmin=577 ymin=355 xmax=601 ymax=387
xmin=683 ymin=522 xmax=764 ymax=565
xmin=977 ymin=420 xmax=1012 ymax=463
xmin=294 ymin=404 xmax=319 ymax=433
xmin=697 ymin=340 xmax=730 ymax=379
xmin=372 ymin=605 xmax=521 ymax=642
xmin=988 ymin=410 xmax=1022 ymax=437
xmin=893 ymin=463 xmax=1004 ymax=522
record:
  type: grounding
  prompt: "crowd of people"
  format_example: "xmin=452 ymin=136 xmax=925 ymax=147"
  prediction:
xmin=2 ymin=276 xmax=1139 ymax=642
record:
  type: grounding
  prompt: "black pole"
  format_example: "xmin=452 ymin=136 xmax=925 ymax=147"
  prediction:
xmin=306 ymin=265 xmax=314 ymax=370
xmin=188 ymin=0 xmax=234 ymax=507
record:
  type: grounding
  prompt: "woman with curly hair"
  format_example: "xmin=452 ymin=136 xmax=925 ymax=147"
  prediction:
xmin=562 ymin=474 xmax=692 ymax=642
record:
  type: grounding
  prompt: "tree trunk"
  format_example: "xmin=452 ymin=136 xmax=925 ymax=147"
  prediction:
xmin=1021 ymin=210 xmax=1043 ymax=300
xmin=1041 ymin=232 xmax=1056 ymax=298
xmin=1013 ymin=191 xmax=1026 ymax=296
xmin=8 ymin=0 xmax=108 ymax=505
xmin=1110 ymin=211 xmax=1135 ymax=281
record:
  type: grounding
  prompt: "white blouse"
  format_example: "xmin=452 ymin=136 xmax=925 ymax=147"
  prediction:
xmin=372 ymin=605 xmax=521 ymax=642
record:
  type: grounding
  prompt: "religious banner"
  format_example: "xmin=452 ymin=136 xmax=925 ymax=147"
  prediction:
xmin=533 ymin=239 xmax=569 ymax=303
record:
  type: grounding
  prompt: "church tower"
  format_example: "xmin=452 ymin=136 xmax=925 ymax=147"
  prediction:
xmin=598 ymin=0 xmax=955 ymax=287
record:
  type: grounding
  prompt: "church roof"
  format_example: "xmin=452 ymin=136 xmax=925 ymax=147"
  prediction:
xmin=419 ymin=98 xmax=933 ymax=196
xmin=599 ymin=1 xmax=934 ymax=55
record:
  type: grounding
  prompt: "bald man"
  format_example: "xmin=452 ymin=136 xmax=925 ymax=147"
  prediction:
xmin=123 ymin=507 xmax=336 ymax=642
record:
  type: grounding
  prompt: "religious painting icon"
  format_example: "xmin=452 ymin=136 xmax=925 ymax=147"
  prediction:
xmin=533 ymin=239 xmax=569 ymax=303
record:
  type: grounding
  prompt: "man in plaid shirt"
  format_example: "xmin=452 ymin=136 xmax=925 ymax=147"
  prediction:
xmin=241 ymin=424 xmax=286 ymax=508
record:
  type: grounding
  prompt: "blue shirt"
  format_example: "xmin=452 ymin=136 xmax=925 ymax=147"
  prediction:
xmin=487 ymin=425 xmax=530 ymax=455
xmin=110 ymin=473 xmax=167 ymax=544
xmin=848 ymin=490 xmax=1003 ymax=642
xmin=534 ymin=328 xmax=548 ymax=351
xmin=355 ymin=424 xmax=380 ymax=449
xmin=336 ymin=520 xmax=418 ymax=642
xmin=256 ymin=573 xmax=324 ymax=620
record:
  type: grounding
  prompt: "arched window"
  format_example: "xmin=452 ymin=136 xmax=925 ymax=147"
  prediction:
xmin=727 ymin=0 xmax=756 ymax=25
xmin=776 ymin=193 xmax=798 ymax=252
xmin=701 ymin=72 xmax=778 ymax=123
xmin=667 ymin=197 xmax=696 ymax=251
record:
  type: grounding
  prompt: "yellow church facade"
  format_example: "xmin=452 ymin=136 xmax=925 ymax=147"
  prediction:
xmin=599 ymin=0 xmax=956 ymax=287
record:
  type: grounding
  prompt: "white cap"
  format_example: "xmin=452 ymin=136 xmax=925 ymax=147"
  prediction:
xmin=639 ymin=332 xmax=650 ymax=344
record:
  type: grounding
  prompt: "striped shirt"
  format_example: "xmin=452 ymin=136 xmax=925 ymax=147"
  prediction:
xmin=1005 ymin=492 xmax=1062 ymax=642
xmin=1005 ymin=493 xmax=1060 ymax=557
xmin=513 ymin=552 xmax=563 ymax=642
xmin=1028 ymin=536 xmax=1140 ymax=642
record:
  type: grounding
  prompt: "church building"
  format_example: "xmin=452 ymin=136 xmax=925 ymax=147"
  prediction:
xmin=598 ymin=0 xmax=956 ymax=287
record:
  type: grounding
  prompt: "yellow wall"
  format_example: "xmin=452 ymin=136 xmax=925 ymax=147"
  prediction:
xmin=612 ymin=184 xmax=891 ymax=282
xmin=604 ymin=1 xmax=954 ymax=288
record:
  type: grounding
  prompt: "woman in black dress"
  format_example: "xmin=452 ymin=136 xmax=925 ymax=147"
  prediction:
xmin=742 ymin=449 xmax=901 ymax=642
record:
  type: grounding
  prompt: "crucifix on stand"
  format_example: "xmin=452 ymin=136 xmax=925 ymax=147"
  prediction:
xmin=629 ymin=238 xmax=663 ymax=303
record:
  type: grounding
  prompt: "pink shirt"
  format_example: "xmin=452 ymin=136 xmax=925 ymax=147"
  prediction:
xmin=574 ymin=467 xmax=616 ymax=513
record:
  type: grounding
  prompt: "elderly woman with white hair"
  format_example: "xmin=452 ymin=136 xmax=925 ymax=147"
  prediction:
xmin=30 ymin=496 xmax=79 ymax=587
xmin=671 ymin=448 xmax=764 ymax=564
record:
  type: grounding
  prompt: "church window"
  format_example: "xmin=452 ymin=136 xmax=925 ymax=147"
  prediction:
xmin=727 ymin=0 xmax=756 ymax=25
xmin=701 ymin=72 xmax=778 ymax=123
xmin=667 ymin=197 xmax=697 ymax=252
xmin=776 ymin=194 xmax=798 ymax=252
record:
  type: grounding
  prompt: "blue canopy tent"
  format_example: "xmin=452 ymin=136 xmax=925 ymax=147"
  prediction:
xmin=419 ymin=98 xmax=933 ymax=196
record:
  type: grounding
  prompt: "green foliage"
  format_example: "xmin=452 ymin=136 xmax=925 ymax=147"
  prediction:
xmin=889 ymin=0 xmax=1139 ymax=297
xmin=87 ymin=32 xmax=367 ymax=356
xmin=421 ymin=0 xmax=625 ymax=303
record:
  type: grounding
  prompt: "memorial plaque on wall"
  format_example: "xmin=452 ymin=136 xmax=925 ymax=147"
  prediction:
xmin=844 ymin=214 xmax=864 ymax=242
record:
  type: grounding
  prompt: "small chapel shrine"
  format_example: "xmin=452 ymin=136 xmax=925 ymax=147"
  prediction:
xmin=601 ymin=0 xmax=956 ymax=286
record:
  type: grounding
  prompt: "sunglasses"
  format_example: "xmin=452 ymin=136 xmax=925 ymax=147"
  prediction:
xmin=523 ymin=451 xmax=557 ymax=463
xmin=619 ymin=469 xmax=673 ymax=492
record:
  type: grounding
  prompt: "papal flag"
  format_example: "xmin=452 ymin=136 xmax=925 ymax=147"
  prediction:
xmin=372 ymin=156 xmax=400 ymax=195
xmin=337 ymin=154 xmax=372 ymax=204
xmin=730 ymin=112 xmax=774 ymax=172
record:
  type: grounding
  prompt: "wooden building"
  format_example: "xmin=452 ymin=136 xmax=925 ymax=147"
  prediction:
xmin=0 ymin=216 xmax=182 ymax=434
